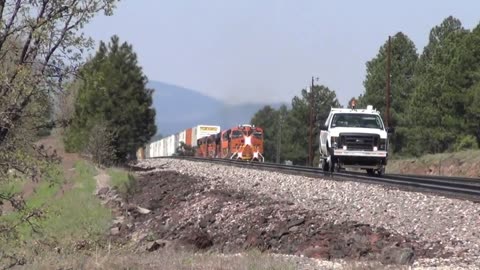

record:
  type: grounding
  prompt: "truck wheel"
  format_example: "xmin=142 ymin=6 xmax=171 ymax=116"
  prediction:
xmin=377 ymin=166 xmax=385 ymax=176
xmin=329 ymin=158 xmax=336 ymax=173
xmin=334 ymin=163 xmax=342 ymax=172
xmin=366 ymin=169 xmax=375 ymax=176
xmin=321 ymin=159 xmax=329 ymax=171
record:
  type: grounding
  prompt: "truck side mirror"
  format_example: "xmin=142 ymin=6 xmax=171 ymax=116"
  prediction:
xmin=386 ymin=127 xmax=395 ymax=134
xmin=320 ymin=124 xmax=328 ymax=131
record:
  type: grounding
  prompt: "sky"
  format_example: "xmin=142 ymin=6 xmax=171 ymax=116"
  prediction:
xmin=83 ymin=0 xmax=479 ymax=106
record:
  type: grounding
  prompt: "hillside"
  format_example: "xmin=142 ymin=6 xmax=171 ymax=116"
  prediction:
xmin=148 ymin=81 xmax=283 ymax=136
xmin=387 ymin=150 xmax=480 ymax=178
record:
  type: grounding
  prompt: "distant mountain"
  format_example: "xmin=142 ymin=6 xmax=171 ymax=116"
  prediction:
xmin=148 ymin=81 xmax=283 ymax=136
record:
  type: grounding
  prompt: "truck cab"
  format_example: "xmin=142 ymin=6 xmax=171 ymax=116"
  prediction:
xmin=319 ymin=105 xmax=394 ymax=175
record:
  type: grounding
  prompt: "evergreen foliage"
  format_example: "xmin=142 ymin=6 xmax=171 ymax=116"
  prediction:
xmin=251 ymin=86 xmax=340 ymax=165
xmin=361 ymin=16 xmax=480 ymax=156
xmin=252 ymin=16 xmax=480 ymax=160
xmin=65 ymin=36 xmax=156 ymax=163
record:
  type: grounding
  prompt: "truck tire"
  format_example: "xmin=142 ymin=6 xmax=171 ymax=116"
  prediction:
xmin=377 ymin=166 xmax=385 ymax=176
xmin=321 ymin=159 xmax=329 ymax=171
xmin=325 ymin=145 xmax=336 ymax=173
xmin=329 ymin=157 xmax=336 ymax=173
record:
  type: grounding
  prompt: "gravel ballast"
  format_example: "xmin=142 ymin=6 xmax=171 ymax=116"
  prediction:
xmin=137 ymin=159 xmax=480 ymax=269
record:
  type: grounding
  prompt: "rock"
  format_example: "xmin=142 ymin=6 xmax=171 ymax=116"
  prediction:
xmin=113 ymin=216 xmax=125 ymax=225
xmin=146 ymin=240 xmax=166 ymax=252
xmin=273 ymin=226 xmax=290 ymax=239
xmin=137 ymin=206 xmax=151 ymax=214
xmin=181 ymin=230 xmax=213 ymax=249
xmin=289 ymin=226 xmax=299 ymax=232
xmin=122 ymin=160 xmax=478 ymax=268
xmin=131 ymin=231 xmax=148 ymax=242
xmin=244 ymin=231 xmax=267 ymax=251
xmin=380 ymin=246 xmax=415 ymax=265
xmin=96 ymin=187 xmax=110 ymax=196
xmin=199 ymin=218 xmax=209 ymax=229
xmin=110 ymin=227 xmax=120 ymax=235
xmin=287 ymin=217 xmax=305 ymax=228
xmin=302 ymin=246 xmax=330 ymax=259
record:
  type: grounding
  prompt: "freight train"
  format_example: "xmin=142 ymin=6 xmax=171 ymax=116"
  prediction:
xmin=142 ymin=124 xmax=265 ymax=162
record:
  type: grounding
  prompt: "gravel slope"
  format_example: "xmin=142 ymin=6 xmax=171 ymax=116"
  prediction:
xmin=138 ymin=159 xmax=480 ymax=269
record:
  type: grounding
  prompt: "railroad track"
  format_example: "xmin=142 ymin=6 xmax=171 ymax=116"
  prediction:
xmin=152 ymin=156 xmax=480 ymax=198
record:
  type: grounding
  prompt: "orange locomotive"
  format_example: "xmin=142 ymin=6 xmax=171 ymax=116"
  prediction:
xmin=196 ymin=124 xmax=264 ymax=162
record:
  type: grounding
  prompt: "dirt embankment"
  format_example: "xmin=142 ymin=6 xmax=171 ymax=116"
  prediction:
xmin=387 ymin=150 xmax=480 ymax=178
xmin=106 ymin=168 xmax=444 ymax=266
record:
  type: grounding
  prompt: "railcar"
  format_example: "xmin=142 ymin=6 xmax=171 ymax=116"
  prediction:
xmin=142 ymin=124 xmax=264 ymax=162
xmin=145 ymin=125 xmax=220 ymax=158
xmin=195 ymin=124 xmax=265 ymax=162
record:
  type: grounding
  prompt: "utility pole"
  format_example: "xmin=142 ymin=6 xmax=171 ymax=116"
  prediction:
xmin=308 ymin=76 xmax=315 ymax=167
xmin=276 ymin=113 xmax=282 ymax=164
xmin=386 ymin=35 xmax=391 ymax=128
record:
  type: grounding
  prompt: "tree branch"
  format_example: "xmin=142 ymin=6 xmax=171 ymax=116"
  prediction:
xmin=42 ymin=3 xmax=81 ymax=70
xmin=0 ymin=0 xmax=6 ymax=24
xmin=18 ymin=0 xmax=50 ymax=64
xmin=0 ymin=0 xmax=22 ymax=50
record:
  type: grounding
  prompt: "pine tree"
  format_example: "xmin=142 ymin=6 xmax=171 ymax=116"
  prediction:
xmin=463 ymin=23 xmax=480 ymax=146
xmin=283 ymin=85 xmax=340 ymax=165
xmin=65 ymin=35 xmax=156 ymax=163
xmin=407 ymin=16 xmax=469 ymax=154
xmin=358 ymin=33 xmax=418 ymax=153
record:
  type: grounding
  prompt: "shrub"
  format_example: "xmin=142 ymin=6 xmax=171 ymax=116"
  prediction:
xmin=454 ymin=135 xmax=479 ymax=151
xmin=85 ymin=123 xmax=117 ymax=167
xmin=175 ymin=142 xmax=196 ymax=156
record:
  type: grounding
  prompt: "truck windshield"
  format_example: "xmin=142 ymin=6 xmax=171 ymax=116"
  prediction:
xmin=331 ymin=113 xmax=384 ymax=129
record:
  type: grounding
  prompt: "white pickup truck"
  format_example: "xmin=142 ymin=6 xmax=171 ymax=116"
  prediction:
xmin=319 ymin=105 xmax=394 ymax=175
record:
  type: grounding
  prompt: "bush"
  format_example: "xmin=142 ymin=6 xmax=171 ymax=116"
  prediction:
xmin=85 ymin=123 xmax=117 ymax=167
xmin=63 ymin=128 xmax=88 ymax=153
xmin=454 ymin=135 xmax=479 ymax=151
xmin=108 ymin=168 xmax=137 ymax=199
xmin=175 ymin=142 xmax=196 ymax=156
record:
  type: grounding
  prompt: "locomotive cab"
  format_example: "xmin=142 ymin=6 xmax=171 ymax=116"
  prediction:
xmin=227 ymin=124 xmax=264 ymax=162
xmin=195 ymin=124 xmax=265 ymax=162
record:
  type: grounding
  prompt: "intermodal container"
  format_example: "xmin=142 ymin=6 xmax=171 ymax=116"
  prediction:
xmin=186 ymin=128 xmax=193 ymax=146
xmin=191 ymin=125 xmax=221 ymax=147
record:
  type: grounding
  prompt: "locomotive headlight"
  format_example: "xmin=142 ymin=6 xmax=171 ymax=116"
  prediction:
xmin=379 ymin=139 xmax=387 ymax=150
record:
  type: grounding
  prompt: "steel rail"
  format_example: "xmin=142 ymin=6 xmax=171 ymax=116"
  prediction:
xmin=149 ymin=156 xmax=480 ymax=197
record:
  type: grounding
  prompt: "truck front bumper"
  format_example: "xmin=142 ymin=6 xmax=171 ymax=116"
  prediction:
xmin=333 ymin=150 xmax=387 ymax=158
xmin=332 ymin=150 xmax=387 ymax=169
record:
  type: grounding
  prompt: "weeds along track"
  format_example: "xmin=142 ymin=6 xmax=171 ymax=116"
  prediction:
xmin=150 ymin=156 xmax=480 ymax=200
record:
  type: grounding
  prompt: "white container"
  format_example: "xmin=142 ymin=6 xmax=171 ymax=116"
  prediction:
xmin=179 ymin=130 xmax=186 ymax=144
xmin=191 ymin=125 xmax=221 ymax=147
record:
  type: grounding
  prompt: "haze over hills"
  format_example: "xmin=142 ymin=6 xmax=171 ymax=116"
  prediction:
xmin=148 ymin=81 xmax=283 ymax=137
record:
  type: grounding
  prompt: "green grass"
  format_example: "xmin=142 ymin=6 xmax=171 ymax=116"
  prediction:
xmin=0 ymin=160 xmax=112 ymax=253
xmin=40 ymin=161 xmax=111 ymax=246
xmin=25 ymin=165 xmax=62 ymax=209
xmin=15 ymin=248 xmax=300 ymax=270
xmin=0 ymin=178 xmax=25 ymax=198
xmin=108 ymin=167 xmax=136 ymax=195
